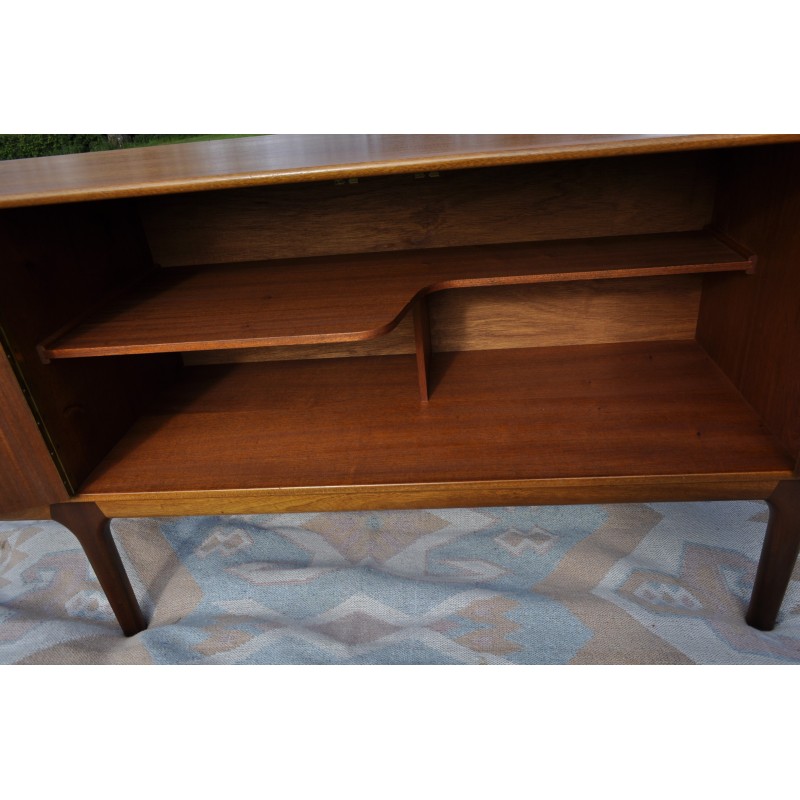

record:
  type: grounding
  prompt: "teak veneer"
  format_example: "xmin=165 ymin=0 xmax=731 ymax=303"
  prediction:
xmin=79 ymin=342 xmax=792 ymax=495
xmin=1 ymin=134 xmax=799 ymax=639
xmin=39 ymin=231 xmax=751 ymax=360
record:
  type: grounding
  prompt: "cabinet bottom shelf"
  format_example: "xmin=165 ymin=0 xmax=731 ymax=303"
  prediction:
xmin=77 ymin=341 xmax=794 ymax=511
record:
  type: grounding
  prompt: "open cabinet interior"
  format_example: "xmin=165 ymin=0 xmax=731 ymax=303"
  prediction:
xmin=1 ymin=141 xmax=798 ymax=513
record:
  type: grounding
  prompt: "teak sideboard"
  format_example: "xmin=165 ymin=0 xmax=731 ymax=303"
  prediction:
xmin=1 ymin=134 xmax=799 ymax=637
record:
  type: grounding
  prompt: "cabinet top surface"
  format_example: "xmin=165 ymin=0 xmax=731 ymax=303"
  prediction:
xmin=1 ymin=134 xmax=798 ymax=209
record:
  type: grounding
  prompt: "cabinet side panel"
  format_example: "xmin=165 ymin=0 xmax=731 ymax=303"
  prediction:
xmin=141 ymin=153 xmax=716 ymax=267
xmin=0 ymin=202 xmax=180 ymax=490
xmin=697 ymin=143 xmax=800 ymax=461
xmin=0 ymin=352 xmax=67 ymax=514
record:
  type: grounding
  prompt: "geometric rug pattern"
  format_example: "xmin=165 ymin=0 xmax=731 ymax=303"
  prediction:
xmin=2 ymin=501 xmax=800 ymax=664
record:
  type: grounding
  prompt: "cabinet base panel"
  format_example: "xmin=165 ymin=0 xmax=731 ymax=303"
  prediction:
xmin=79 ymin=341 xmax=794 ymax=497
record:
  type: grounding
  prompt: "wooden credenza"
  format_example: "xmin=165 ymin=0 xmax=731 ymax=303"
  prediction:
xmin=1 ymin=134 xmax=799 ymax=637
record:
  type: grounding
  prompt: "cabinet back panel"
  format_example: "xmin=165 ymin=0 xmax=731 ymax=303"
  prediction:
xmin=142 ymin=153 xmax=716 ymax=267
xmin=183 ymin=275 xmax=701 ymax=365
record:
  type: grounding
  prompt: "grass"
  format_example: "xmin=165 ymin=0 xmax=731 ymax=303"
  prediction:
xmin=0 ymin=134 xmax=265 ymax=161
xmin=122 ymin=134 xmax=262 ymax=148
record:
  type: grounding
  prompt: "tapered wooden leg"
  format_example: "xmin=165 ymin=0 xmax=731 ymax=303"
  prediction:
xmin=746 ymin=481 xmax=800 ymax=631
xmin=51 ymin=501 xmax=147 ymax=636
xmin=413 ymin=295 xmax=432 ymax=403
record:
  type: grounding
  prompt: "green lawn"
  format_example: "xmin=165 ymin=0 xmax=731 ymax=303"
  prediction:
xmin=124 ymin=134 xmax=260 ymax=148
xmin=0 ymin=134 xmax=264 ymax=161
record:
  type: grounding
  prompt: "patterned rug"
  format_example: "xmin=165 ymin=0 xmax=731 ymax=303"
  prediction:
xmin=2 ymin=501 xmax=799 ymax=664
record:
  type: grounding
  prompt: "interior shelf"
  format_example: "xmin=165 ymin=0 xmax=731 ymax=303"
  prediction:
xmin=40 ymin=230 xmax=753 ymax=360
xmin=77 ymin=340 xmax=792 ymax=498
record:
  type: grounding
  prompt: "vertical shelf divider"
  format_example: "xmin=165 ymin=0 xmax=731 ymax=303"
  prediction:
xmin=413 ymin=295 xmax=432 ymax=403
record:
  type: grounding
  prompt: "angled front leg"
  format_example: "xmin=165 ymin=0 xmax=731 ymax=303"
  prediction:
xmin=746 ymin=481 xmax=800 ymax=631
xmin=51 ymin=501 xmax=146 ymax=636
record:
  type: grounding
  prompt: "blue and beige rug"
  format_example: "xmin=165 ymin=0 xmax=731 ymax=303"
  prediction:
xmin=1 ymin=502 xmax=799 ymax=664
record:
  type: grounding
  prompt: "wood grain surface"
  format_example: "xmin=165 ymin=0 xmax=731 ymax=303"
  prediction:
xmin=183 ymin=276 xmax=703 ymax=366
xmin=78 ymin=341 xmax=793 ymax=498
xmin=413 ymin=297 xmax=432 ymax=401
xmin=182 ymin=315 xmax=418 ymax=365
xmin=141 ymin=153 xmax=716 ymax=266
xmin=746 ymin=480 xmax=800 ymax=630
xmin=0 ymin=202 xmax=180 ymax=490
xmin=698 ymin=143 xmax=800 ymax=461
xmin=50 ymin=501 xmax=146 ymax=635
xmin=42 ymin=231 xmax=750 ymax=360
xmin=2 ymin=134 xmax=798 ymax=209
xmin=0 ymin=350 xmax=67 ymax=514
xmin=81 ymin=477 xmax=783 ymax=518
xmin=427 ymin=275 xmax=703 ymax=353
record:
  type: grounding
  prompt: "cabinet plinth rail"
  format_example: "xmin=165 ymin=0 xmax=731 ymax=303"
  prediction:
xmin=39 ymin=230 xmax=753 ymax=361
